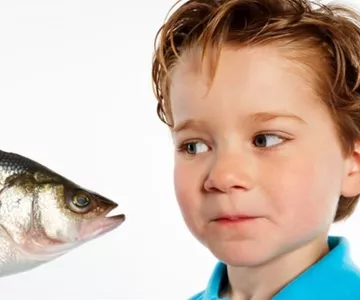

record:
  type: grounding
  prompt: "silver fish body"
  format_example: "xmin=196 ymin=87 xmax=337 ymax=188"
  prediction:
xmin=0 ymin=149 xmax=125 ymax=277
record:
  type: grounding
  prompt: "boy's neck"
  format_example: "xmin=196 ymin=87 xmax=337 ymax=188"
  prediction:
xmin=220 ymin=233 xmax=330 ymax=300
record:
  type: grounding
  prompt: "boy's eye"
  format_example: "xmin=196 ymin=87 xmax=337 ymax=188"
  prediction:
xmin=184 ymin=141 xmax=209 ymax=155
xmin=179 ymin=134 xmax=285 ymax=155
xmin=253 ymin=134 xmax=284 ymax=148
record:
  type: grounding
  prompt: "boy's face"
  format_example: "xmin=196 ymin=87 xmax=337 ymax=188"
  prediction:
xmin=169 ymin=45 xmax=355 ymax=267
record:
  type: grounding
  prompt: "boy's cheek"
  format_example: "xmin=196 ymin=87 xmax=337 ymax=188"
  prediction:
xmin=262 ymin=159 xmax=340 ymax=227
xmin=174 ymin=165 xmax=199 ymax=213
xmin=174 ymin=189 xmax=204 ymax=240
xmin=173 ymin=162 xmax=209 ymax=237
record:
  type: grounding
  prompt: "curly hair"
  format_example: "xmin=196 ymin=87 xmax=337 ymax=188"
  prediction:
xmin=151 ymin=0 xmax=360 ymax=222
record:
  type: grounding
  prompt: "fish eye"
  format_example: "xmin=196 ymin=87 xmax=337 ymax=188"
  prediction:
xmin=73 ymin=195 xmax=90 ymax=208
xmin=67 ymin=191 xmax=93 ymax=214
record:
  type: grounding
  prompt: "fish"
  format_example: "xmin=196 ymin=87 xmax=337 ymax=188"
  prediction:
xmin=0 ymin=149 xmax=125 ymax=277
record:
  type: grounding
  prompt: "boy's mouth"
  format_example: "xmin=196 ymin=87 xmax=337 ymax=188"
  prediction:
xmin=212 ymin=214 xmax=260 ymax=224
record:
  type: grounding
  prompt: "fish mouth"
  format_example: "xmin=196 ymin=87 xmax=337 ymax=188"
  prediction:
xmin=78 ymin=200 xmax=126 ymax=241
xmin=98 ymin=212 xmax=126 ymax=235
xmin=99 ymin=198 xmax=126 ymax=232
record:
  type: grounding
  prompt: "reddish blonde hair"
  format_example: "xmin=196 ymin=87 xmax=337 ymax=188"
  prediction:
xmin=151 ymin=0 xmax=360 ymax=222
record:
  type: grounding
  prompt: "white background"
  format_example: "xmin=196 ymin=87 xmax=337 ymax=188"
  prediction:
xmin=0 ymin=0 xmax=359 ymax=299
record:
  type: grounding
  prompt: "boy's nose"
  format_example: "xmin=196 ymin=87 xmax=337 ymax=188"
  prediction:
xmin=203 ymin=153 xmax=254 ymax=193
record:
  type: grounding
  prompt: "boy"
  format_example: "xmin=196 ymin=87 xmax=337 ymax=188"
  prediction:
xmin=151 ymin=0 xmax=360 ymax=299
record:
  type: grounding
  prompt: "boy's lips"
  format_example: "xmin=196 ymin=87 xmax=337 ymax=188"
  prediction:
xmin=211 ymin=213 xmax=261 ymax=224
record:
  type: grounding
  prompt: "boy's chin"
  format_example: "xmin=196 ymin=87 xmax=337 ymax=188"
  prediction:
xmin=206 ymin=240 xmax=281 ymax=268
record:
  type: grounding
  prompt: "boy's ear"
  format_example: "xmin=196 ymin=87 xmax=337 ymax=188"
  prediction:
xmin=341 ymin=139 xmax=360 ymax=197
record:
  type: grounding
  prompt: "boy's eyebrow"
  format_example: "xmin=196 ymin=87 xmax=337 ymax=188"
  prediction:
xmin=249 ymin=112 xmax=307 ymax=124
xmin=172 ymin=119 xmax=206 ymax=133
xmin=172 ymin=112 xmax=306 ymax=133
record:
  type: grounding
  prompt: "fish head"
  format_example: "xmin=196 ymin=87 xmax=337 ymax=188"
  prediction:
xmin=34 ymin=178 xmax=126 ymax=249
xmin=0 ymin=171 xmax=125 ymax=264
xmin=0 ymin=151 xmax=126 ymax=276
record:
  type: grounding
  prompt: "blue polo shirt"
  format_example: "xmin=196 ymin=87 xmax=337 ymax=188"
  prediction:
xmin=188 ymin=236 xmax=360 ymax=299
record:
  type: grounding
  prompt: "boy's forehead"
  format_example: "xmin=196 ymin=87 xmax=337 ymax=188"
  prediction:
xmin=169 ymin=45 xmax=329 ymax=129
xmin=170 ymin=46 xmax=312 ymax=102
xmin=170 ymin=45 xmax=307 ymax=97
xmin=173 ymin=45 xmax=286 ymax=74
